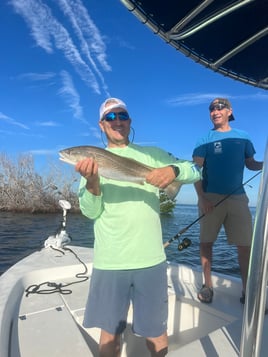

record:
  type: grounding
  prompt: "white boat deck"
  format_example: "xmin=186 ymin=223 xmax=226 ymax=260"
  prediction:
xmin=1 ymin=246 xmax=268 ymax=356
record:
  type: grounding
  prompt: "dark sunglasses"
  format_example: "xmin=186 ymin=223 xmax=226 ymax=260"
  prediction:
xmin=209 ymin=103 xmax=228 ymax=112
xmin=102 ymin=111 xmax=130 ymax=121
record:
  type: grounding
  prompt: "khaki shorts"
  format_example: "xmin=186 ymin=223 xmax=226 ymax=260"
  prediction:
xmin=199 ymin=193 xmax=252 ymax=246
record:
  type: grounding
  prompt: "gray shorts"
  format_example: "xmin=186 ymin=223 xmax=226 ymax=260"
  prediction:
xmin=199 ymin=193 xmax=252 ymax=246
xmin=83 ymin=262 xmax=168 ymax=337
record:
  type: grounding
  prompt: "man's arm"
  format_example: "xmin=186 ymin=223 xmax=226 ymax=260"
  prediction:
xmin=76 ymin=157 xmax=101 ymax=196
xmin=245 ymin=157 xmax=263 ymax=171
xmin=192 ymin=156 xmax=205 ymax=197
xmin=193 ymin=156 xmax=214 ymax=213
xmin=76 ymin=158 xmax=103 ymax=220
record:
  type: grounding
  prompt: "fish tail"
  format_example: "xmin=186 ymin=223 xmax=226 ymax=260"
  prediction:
xmin=164 ymin=181 xmax=182 ymax=200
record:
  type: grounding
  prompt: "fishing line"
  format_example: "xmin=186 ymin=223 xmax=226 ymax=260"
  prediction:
xmin=163 ymin=171 xmax=262 ymax=249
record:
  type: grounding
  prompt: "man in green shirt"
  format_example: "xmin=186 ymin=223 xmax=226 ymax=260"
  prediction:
xmin=76 ymin=97 xmax=201 ymax=357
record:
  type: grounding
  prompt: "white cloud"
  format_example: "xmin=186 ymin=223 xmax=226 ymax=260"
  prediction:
xmin=58 ymin=70 xmax=87 ymax=123
xmin=89 ymin=126 xmax=101 ymax=140
xmin=167 ymin=92 xmax=268 ymax=106
xmin=27 ymin=149 xmax=56 ymax=155
xmin=0 ymin=112 xmax=29 ymax=130
xmin=57 ymin=0 xmax=111 ymax=96
xmin=36 ymin=121 xmax=60 ymax=127
xmin=167 ymin=93 xmax=223 ymax=106
xmin=17 ymin=72 xmax=56 ymax=81
xmin=10 ymin=0 xmax=111 ymax=95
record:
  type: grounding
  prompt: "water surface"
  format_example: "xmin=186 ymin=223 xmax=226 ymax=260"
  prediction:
xmin=0 ymin=205 xmax=255 ymax=277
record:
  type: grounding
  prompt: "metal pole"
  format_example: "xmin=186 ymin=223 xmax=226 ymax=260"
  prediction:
xmin=240 ymin=141 xmax=268 ymax=356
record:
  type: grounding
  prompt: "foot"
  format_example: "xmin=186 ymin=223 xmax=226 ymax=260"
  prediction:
xmin=198 ymin=285 xmax=213 ymax=303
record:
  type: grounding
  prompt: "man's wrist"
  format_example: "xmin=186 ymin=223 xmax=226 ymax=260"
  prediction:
xmin=85 ymin=178 xmax=101 ymax=195
xmin=169 ymin=165 xmax=180 ymax=177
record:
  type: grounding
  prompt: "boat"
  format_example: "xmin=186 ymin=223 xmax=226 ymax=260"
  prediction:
xmin=1 ymin=1 xmax=268 ymax=356
xmin=0 ymin=140 xmax=267 ymax=356
xmin=120 ymin=0 xmax=268 ymax=90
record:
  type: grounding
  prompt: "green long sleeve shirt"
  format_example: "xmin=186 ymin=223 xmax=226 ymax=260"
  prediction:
xmin=78 ymin=143 xmax=201 ymax=270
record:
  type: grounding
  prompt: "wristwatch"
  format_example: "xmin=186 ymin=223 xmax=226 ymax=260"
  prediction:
xmin=169 ymin=165 xmax=180 ymax=177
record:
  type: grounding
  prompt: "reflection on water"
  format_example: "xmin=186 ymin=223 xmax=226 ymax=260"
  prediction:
xmin=0 ymin=205 xmax=255 ymax=276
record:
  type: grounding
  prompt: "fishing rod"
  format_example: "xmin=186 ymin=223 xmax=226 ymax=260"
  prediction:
xmin=163 ymin=170 xmax=262 ymax=249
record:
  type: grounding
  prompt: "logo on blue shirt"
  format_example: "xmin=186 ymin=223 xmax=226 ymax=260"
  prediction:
xmin=214 ymin=141 xmax=222 ymax=154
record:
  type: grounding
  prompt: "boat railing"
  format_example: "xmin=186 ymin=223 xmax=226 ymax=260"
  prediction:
xmin=240 ymin=139 xmax=268 ymax=356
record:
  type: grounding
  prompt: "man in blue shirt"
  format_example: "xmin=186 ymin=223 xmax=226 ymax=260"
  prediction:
xmin=193 ymin=98 xmax=263 ymax=304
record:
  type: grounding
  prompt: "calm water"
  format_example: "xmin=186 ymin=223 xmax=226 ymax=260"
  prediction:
xmin=0 ymin=205 xmax=256 ymax=277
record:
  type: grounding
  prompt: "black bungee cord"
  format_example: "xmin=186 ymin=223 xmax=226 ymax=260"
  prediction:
xmin=25 ymin=246 xmax=89 ymax=297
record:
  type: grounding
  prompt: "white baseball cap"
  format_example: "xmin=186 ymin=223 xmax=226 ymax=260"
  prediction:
xmin=99 ymin=98 xmax=128 ymax=120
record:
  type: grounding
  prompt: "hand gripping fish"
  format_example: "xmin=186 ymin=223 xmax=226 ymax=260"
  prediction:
xmin=59 ymin=145 xmax=182 ymax=199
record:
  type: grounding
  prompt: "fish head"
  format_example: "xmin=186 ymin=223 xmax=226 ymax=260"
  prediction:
xmin=59 ymin=146 xmax=95 ymax=165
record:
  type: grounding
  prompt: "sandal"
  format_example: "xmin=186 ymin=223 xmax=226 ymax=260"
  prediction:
xmin=198 ymin=285 xmax=213 ymax=303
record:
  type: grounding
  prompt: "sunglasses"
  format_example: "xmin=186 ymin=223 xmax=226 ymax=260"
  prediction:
xmin=209 ymin=103 xmax=228 ymax=112
xmin=102 ymin=111 xmax=130 ymax=121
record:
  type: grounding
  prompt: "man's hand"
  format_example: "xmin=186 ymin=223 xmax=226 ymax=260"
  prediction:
xmin=198 ymin=195 xmax=214 ymax=214
xmin=75 ymin=158 xmax=101 ymax=195
xmin=145 ymin=166 xmax=177 ymax=189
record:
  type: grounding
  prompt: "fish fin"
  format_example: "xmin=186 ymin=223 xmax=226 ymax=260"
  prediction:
xmin=164 ymin=181 xmax=183 ymax=200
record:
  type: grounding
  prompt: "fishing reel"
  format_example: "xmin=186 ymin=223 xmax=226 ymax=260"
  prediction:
xmin=177 ymin=237 xmax=192 ymax=251
xmin=44 ymin=200 xmax=72 ymax=249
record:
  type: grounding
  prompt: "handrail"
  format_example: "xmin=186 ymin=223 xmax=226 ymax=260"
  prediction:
xmin=240 ymin=140 xmax=268 ymax=356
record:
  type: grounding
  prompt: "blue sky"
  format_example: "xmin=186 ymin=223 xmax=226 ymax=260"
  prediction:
xmin=0 ymin=0 xmax=267 ymax=206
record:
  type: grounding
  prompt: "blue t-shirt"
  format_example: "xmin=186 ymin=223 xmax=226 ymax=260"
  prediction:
xmin=193 ymin=128 xmax=256 ymax=194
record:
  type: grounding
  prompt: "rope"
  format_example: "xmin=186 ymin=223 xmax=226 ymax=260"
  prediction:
xmin=25 ymin=246 xmax=89 ymax=297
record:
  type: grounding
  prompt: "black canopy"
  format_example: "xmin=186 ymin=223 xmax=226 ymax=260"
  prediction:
xmin=120 ymin=0 xmax=268 ymax=90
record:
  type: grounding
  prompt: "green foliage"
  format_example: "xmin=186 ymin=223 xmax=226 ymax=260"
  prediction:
xmin=159 ymin=191 xmax=176 ymax=215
